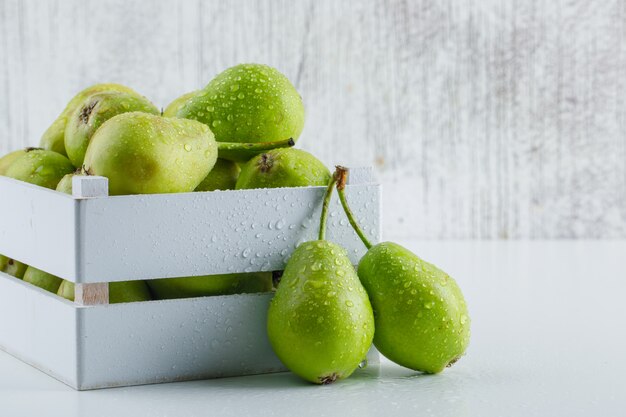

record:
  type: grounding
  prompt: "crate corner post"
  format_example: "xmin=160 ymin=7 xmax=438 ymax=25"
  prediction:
xmin=73 ymin=175 xmax=110 ymax=306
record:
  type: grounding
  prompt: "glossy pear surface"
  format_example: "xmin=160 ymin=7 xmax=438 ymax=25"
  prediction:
xmin=5 ymin=149 xmax=75 ymax=189
xmin=358 ymin=242 xmax=470 ymax=373
xmin=176 ymin=64 xmax=304 ymax=146
xmin=83 ymin=112 xmax=217 ymax=195
xmin=236 ymin=148 xmax=330 ymax=189
xmin=267 ymin=240 xmax=374 ymax=384
xmin=40 ymin=83 xmax=138 ymax=156
xmin=65 ymin=91 xmax=159 ymax=167
xmin=163 ymin=91 xmax=198 ymax=117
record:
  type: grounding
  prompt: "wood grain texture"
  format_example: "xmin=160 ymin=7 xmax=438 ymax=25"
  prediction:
xmin=0 ymin=0 xmax=624 ymax=238
xmin=75 ymin=283 xmax=109 ymax=306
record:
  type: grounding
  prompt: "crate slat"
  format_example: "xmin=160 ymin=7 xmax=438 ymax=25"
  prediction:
xmin=0 ymin=176 xmax=77 ymax=280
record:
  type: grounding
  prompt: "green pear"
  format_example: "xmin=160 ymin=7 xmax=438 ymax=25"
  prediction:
xmin=358 ymin=243 xmax=470 ymax=373
xmin=147 ymin=272 xmax=273 ymax=300
xmin=163 ymin=91 xmax=198 ymax=117
xmin=0 ymin=149 xmax=27 ymax=175
xmin=23 ymin=266 xmax=63 ymax=293
xmin=83 ymin=112 xmax=295 ymax=195
xmin=56 ymin=279 xmax=74 ymax=300
xmin=5 ymin=149 xmax=75 ymax=189
xmin=57 ymin=280 xmax=152 ymax=303
xmin=40 ymin=83 xmax=139 ymax=157
xmin=55 ymin=171 xmax=78 ymax=194
xmin=236 ymin=148 xmax=330 ymax=190
xmin=175 ymin=63 xmax=304 ymax=160
xmin=195 ymin=158 xmax=240 ymax=192
xmin=83 ymin=112 xmax=217 ymax=195
xmin=268 ymin=240 xmax=374 ymax=384
xmin=39 ymin=118 xmax=69 ymax=156
xmin=0 ymin=255 xmax=27 ymax=279
xmin=334 ymin=167 xmax=470 ymax=373
xmin=267 ymin=174 xmax=374 ymax=384
xmin=65 ymin=91 xmax=159 ymax=167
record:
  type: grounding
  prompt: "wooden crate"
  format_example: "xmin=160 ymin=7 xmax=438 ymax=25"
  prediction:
xmin=0 ymin=168 xmax=381 ymax=390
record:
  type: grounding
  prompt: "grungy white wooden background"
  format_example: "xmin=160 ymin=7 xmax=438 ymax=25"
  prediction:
xmin=0 ymin=0 xmax=624 ymax=239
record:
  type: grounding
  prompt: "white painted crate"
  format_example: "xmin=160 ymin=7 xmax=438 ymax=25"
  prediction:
xmin=0 ymin=168 xmax=381 ymax=390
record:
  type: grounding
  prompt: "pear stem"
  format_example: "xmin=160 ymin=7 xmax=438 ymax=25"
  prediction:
xmin=318 ymin=173 xmax=339 ymax=241
xmin=217 ymin=137 xmax=295 ymax=152
xmin=335 ymin=166 xmax=374 ymax=250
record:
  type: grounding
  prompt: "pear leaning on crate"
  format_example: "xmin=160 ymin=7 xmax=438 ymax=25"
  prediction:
xmin=82 ymin=112 xmax=295 ymax=195
xmin=267 ymin=171 xmax=375 ymax=385
xmin=334 ymin=166 xmax=471 ymax=374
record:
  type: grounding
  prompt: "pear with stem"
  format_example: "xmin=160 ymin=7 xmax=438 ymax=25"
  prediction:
xmin=334 ymin=166 xmax=470 ymax=374
xmin=267 ymin=171 xmax=374 ymax=384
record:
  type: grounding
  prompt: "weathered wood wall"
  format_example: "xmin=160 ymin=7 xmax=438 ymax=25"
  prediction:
xmin=1 ymin=0 xmax=624 ymax=238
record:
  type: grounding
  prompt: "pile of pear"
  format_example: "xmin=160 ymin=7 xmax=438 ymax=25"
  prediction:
xmin=0 ymin=63 xmax=327 ymax=302
xmin=0 ymin=63 xmax=471 ymax=385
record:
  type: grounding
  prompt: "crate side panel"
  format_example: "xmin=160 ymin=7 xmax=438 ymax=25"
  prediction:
xmin=0 ymin=177 xmax=77 ymax=280
xmin=78 ymin=184 xmax=380 ymax=283
xmin=76 ymin=293 xmax=285 ymax=389
xmin=0 ymin=273 xmax=78 ymax=387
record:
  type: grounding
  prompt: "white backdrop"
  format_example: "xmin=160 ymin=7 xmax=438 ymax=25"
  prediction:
xmin=1 ymin=0 xmax=624 ymax=239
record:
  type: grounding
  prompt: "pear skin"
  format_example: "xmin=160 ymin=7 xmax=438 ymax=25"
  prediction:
xmin=358 ymin=242 xmax=470 ymax=373
xmin=267 ymin=241 xmax=374 ymax=384
xmin=163 ymin=91 xmax=198 ymax=117
xmin=195 ymin=158 xmax=240 ymax=192
xmin=5 ymin=149 xmax=75 ymax=189
xmin=236 ymin=148 xmax=330 ymax=189
xmin=56 ymin=279 xmax=75 ymax=300
xmin=40 ymin=83 xmax=139 ymax=157
xmin=176 ymin=64 xmax=304 ymax=149
xmin=23 ymin=266 xmax=63 ymax=293
xmin=147 ymin=272 xmax=272 ymax=300
xmin=65 ymin=91 xmax=159 ymax=167
xmin=83 ymin=112 xmax=217 ymax=195
xmin=0 ymin=149 xmax=28 ymax=175
xmin=0 ymin=255 xmax=27 ymax=279
xmin=55 ymin=172 xmax=77 ymax=194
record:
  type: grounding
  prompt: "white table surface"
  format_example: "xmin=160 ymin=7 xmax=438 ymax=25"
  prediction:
xmin=1 ymin=240 xmax=624 ymax=417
